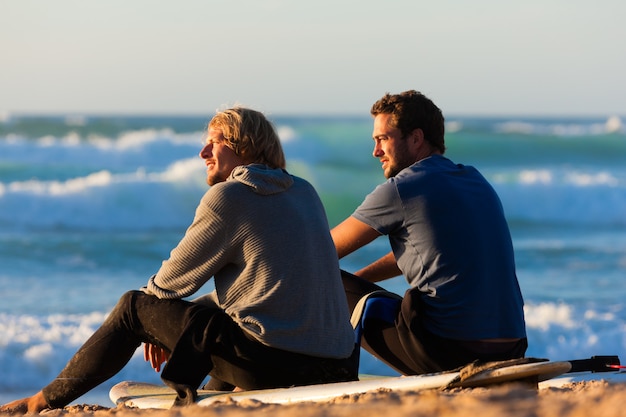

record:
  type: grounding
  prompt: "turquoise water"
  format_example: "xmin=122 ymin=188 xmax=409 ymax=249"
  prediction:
xmin=1 ymin=113 xmax=625 ymax=405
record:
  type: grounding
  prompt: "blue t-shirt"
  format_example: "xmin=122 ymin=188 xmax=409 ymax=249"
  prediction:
xmin=353 ymin=155 xmax=526 ymax=340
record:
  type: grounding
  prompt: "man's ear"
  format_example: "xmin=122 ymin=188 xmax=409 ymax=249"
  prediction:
xmin=409 ymin=128 xmax=425 ymax=147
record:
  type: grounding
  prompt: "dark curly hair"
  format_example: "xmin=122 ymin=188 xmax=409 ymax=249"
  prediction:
xmin=370 ymin=90 xmax=446 ymax=154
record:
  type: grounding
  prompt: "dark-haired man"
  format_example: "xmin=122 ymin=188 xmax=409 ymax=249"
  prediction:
xmin=332 ymin=90 xmax=527 ymax=375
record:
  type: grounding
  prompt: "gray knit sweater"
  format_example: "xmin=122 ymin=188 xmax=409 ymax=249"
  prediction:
xmin=144 ymin=164 xmax=354 ymax=359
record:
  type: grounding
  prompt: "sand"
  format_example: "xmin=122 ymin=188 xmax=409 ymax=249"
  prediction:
xmin=3 ymin=381 xmax=625 ymax=417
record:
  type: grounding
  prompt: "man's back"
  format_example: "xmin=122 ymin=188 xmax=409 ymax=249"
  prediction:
xmin=207 ymin=165 xmax=355 ymax=357
xmin=353 ymin=155 xmax=526 ymax=341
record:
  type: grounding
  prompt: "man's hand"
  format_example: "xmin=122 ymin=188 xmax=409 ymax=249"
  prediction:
xmin=143 ymin=343 xmax=169 ymax=373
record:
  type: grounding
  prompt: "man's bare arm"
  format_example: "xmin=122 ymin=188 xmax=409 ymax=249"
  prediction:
xmin=331 ymin=216 xmax=380 ymax=259
xmin=332 ymin=217 xmax=401 ymax=282
xmin=355 ymin=251 xmax=402 ymax=282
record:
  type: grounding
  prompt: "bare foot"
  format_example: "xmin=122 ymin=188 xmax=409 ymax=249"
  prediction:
xmin=0 ymin=398 xmax=30 ymax=415
xmin=0 ymin=391 xmax=48 ymax=414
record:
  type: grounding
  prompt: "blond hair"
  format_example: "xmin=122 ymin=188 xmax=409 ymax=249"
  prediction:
xmin=209 ymin=107 xmax=286 ymax=169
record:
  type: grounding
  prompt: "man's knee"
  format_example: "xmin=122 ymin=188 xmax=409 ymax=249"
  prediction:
xmin=117 ymin=289 xmax=143 ymax=307
xmin=108 ymin=290 xmax=145 ymax=322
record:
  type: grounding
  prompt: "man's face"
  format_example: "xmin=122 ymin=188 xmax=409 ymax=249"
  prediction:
xmin=372 ymin=113 xmax=417 ymax=178
xmin=199 ymin=127 xmax=247 ymax=186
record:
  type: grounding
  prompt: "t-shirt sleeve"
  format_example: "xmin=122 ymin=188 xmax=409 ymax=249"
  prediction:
xmin=352 ymin=179 xmax=403 ymax=235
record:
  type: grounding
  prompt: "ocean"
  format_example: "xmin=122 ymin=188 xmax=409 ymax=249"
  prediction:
xmin=1 ymin=113 xmax=625 ymax=406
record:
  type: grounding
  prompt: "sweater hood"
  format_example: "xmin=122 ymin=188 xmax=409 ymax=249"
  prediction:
xmin=228 ymin=164 xmax=294 ymax=195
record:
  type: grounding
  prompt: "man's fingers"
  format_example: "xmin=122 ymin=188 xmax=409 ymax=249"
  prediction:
xmin=143 ymin=343 xmax=163 ymax=372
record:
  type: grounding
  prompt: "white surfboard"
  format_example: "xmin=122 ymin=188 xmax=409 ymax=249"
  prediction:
xmin=539 ymin=369 xmax=626 ymax=388
xmin=110 ymin=360 xmax=571 ymax=409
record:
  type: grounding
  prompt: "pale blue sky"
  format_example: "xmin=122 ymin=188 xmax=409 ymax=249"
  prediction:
xmin=1 ymin=0 xmax=624 ymax=116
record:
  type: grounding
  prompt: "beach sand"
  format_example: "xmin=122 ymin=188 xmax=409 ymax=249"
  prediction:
xmin=3 ymin=381 xmax=625 ymax=417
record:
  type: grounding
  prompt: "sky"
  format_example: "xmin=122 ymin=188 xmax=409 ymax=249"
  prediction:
xmin=1 ymin=0 xmax=625 ymax=117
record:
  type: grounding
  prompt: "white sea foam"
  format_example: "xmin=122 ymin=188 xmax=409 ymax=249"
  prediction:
xmin=88 ymin=129 xmax=202 ymax=151
xmin=493 ymin=169 xmax=622 ymax=187
xmin=158 ymin=158 xmax=205 ymax=182
xmin=0 ymin=311 xmax=163 ymax=391
xmin=605 ymin=116 xmax=623 ymax=133
xmin=494 ymin=117 xmax=625 ymax=136
xmin=485 ymin=167 xmax=626 ymax=226
xmin=565 ymin=171 xmax=619 ymax=187
xmin=524 ymin=302 xmax=577 ymax=331
xmin=277 ymin=125 xmax=298 ymax=143
xmin=518 ymin=169 xmax=553 ymax=185
xmin=495 ymin=121 xmax=536 ymax=135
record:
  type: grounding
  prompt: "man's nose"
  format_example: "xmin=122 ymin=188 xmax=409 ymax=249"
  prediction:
xmin=373 ymin=142 xmax=383 ymax=157
xmin=199 ymin=143 xmax=212 ymax=158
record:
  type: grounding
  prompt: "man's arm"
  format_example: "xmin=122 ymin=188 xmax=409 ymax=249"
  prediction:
xmin=331 ymin=216 xmax=400 ymax=282
xmin=145 ymin=192 xmax=223 ymax=299
xmin=354 ymin=251 xmax=402 ymax=282
xmin=331 ymin=216 xmax=380 ymax=259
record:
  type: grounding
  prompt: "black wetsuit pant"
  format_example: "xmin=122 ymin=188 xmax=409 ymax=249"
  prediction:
xmin=342 ymin=270 xmax=527 ymax=375
xmin=42 ymin=290 xmax=359 ymax=408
